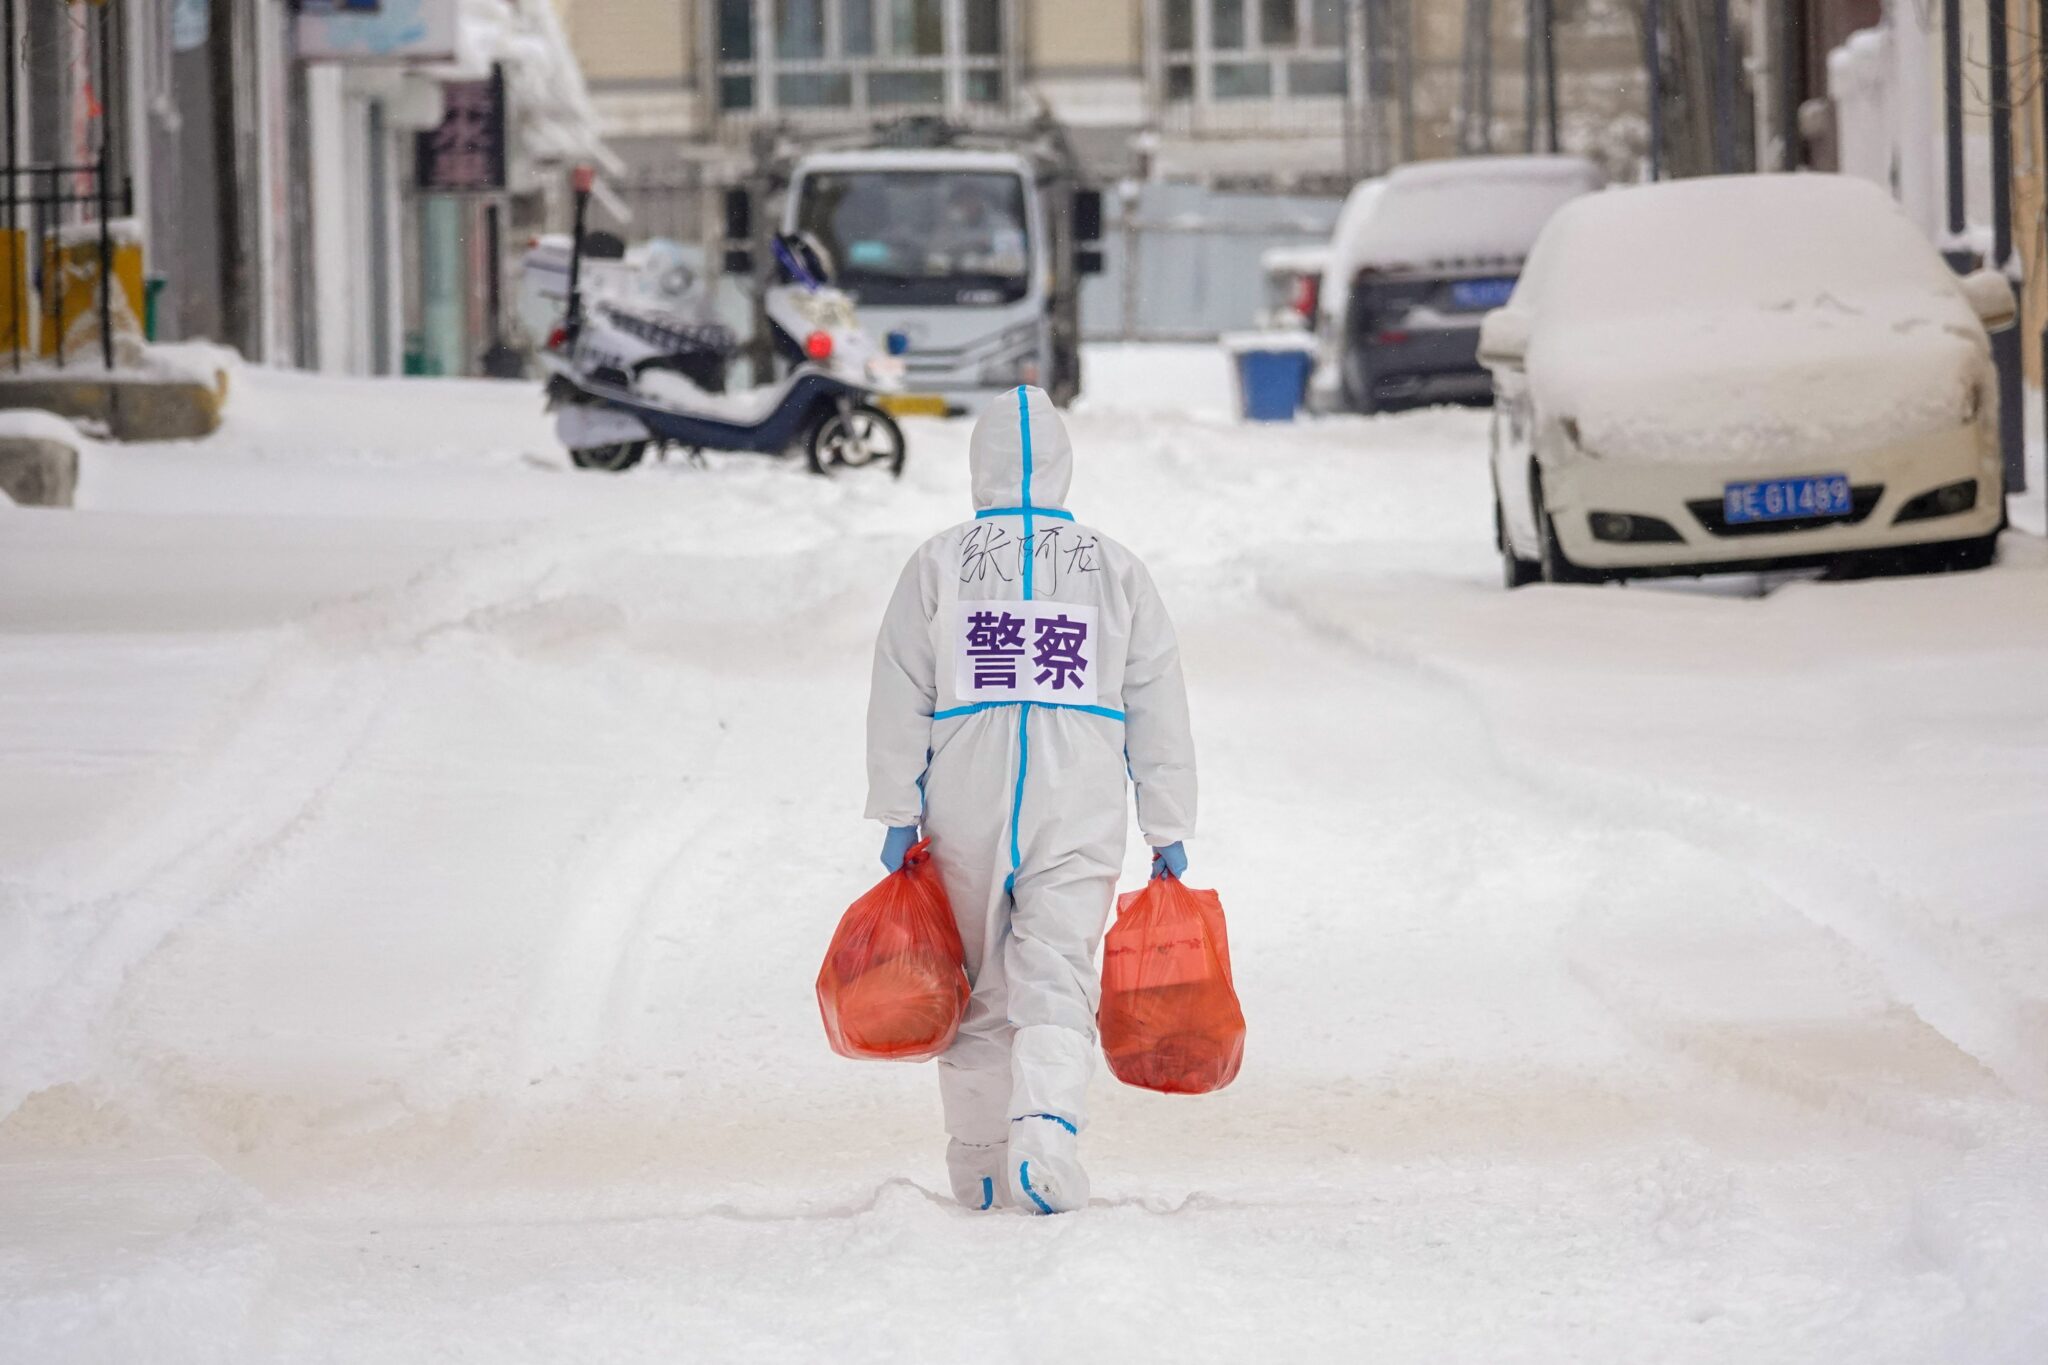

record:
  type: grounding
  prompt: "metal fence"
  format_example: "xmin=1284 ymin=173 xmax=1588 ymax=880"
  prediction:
xmin=3 ymin=0 xmax=129 ymax=373
xmin=1080 ymin=183 xmax=1342 ymax=342
xmin=3 ymin=164 xmax=135 ymax=372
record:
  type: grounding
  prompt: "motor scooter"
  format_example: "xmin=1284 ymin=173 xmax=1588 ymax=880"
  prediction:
xmin=541 ymin=168 xmax=908 ymax=477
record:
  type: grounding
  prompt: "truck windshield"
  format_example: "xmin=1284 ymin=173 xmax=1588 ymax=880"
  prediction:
xmin=795 ymin=171 xmax=1031 ymax=307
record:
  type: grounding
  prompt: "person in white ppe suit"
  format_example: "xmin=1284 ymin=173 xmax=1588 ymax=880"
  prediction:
xmin=866 ymin=385 xmax=1196 ymax=1214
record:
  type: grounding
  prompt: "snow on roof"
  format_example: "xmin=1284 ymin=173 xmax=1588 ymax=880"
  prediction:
xmin=1261 ymin=245 xmax=1330 ymax=276
xmin=439 ymin=0 xmax=619 ymax=177
xmin=1332 ymin=155 xmax=1602 ymax=280
xmin=1516 ymin=174 xmax=1988 ymax=463
xmin=1520 ymin=173 xmax=1965 ymax=324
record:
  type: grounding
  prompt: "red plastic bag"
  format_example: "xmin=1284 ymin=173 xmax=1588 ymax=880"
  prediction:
xmin=816 ymin=839 xmax=971 ymax=1062
xmin=1097 ymin=874 xmax=1246 ymax=1094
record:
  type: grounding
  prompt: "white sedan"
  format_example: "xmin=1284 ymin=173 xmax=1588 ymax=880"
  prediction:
xmin=1480 ymin=174 xmax=2015 ymax=586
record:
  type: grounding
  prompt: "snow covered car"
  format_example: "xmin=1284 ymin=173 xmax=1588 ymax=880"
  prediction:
xmin=1482 ymin=174 xmax=2016 ymax=587
xmin=1314 ymin=156 xmax=1602 ymax=414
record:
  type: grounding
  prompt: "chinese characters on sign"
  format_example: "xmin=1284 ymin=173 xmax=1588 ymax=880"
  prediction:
xmin=1032 ymin=614 xmax=1089 ymax=691
xmin=416 ymin=67 xmax=506 ymax=192
xmin=964 ymin=608 xmax=1027 ymax=689
xmin=952 ymin=601 xmax=1099 ymax=706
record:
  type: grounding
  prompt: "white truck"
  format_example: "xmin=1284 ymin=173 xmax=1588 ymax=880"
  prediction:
xmin=723 ymin=117 xmax=1103 ymax=412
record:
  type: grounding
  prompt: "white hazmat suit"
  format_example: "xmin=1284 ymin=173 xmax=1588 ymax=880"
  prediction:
xmin=866 ymin=386 xmax=1196 ymax=1214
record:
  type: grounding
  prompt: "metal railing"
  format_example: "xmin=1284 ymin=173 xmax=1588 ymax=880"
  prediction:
xmin=3 ymin=0 xmax=128 ymax=373
xmin=2 ymin=164 xmax=136 ymax=373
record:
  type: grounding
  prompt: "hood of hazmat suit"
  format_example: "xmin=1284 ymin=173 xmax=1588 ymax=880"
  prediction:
xmin=865 ymin=386 xmax=1197 ymax=1212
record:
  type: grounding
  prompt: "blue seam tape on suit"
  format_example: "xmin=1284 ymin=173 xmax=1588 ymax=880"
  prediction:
xmin=1008 ymin=386 xmax=1035 ymax=884
xmin=1018 ymin=386 xmax=1035 ymax=601
xmin=1010 ymin=703 xmax=1029 ymax=874
xmin=1014 ymin=1112 xmax=1078 ymax=1135
xmin=932 ymin=701 xmax=1125 ymax=723
xmin=976 ymin=506 xmax=1074 ymax=521
xmin=1018 ymin=1162 xmax=1056 ymax=1214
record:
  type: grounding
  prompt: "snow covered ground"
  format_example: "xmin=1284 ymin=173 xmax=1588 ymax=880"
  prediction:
xmin=2 ymin=347 xmax=2045 ymax=1363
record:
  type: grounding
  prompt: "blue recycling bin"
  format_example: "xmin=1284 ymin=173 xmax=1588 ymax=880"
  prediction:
xmin=1224 ymin=334 xmax=1315 ymax=422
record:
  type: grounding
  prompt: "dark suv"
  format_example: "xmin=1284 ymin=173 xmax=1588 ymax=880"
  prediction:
xmin=1340 ymin=268 xmax=1519 ymax=412
xmin=1323 ymin=156 xmax=1602 ymax=414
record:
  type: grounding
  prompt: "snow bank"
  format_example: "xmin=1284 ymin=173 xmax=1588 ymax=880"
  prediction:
xmin=1519 ymin=175 xmax=1991 ymax=462
xmin=0 ymin=409 xmax=89 ymax=447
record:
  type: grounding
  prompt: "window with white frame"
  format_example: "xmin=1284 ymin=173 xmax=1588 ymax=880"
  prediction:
xmin=1161 ymin=0 xmax=1350 ymax=103
xmin=715 ymin=0 xmax=1007 ymax=117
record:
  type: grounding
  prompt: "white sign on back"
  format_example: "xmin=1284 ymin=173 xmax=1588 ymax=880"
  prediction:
xmin=951 ymin=600 xmax=1099 ymax=707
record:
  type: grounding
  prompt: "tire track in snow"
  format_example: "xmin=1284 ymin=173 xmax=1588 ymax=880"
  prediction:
xmin=516 ymin=775 xmax=736 ymax=1082
xmin=0 ymin=516 xmax=693 ymax=1122
xmin=1253 ymin=566 xmax=2046 ymax=1120
xmin=0 ymin=659 xmax=398 ymax=1119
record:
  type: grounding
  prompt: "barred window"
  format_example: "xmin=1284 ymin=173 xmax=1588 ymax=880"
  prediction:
xmin=1161 ymin=0 xmax=1350 ymax=104
xmin=715 ymin=0 xmax=1008 ymax=117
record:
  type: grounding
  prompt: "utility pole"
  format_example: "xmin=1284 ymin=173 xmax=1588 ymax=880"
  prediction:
xmin=1397 ymin=0 xmax=1417 ymax=162
xmin=1988 ymin=0 xmax=2026 ymax=492
xmin=1642 ymin=0 xmax=1663 ymax=178
xmin=208 ymin=0 xmax=250 ymax=355
xmin=2039 ymin=0 xmax=2048 ymax=509
xmin=1942 ymin=0 xmax=1968 ymax=264
xmin=1778 ymin=0 xmax=1802 ymax=169
xmin=1460 ymin=0 xmax=1495 ymax=153
xmin=1711 ymin=0 xmax=1736 ymax=172
xmin=1347 ymin=0 xmax=1377 ymax=174
xmin=1540 ymin=0 xmax=1559 ymax=152
xmin=1525 ymin=0 xmax=1539 ymax=151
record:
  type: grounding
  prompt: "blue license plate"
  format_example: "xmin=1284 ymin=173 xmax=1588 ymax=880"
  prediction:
xmin=1722 ymin=474 xmax=1854 ymax=525
xmin=1451 ymin=277 xmax=1517 ymax=310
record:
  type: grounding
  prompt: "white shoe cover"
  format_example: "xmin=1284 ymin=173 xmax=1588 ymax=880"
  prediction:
xmin=947 ymin=1139 xmax=1006 ymax=1211
xmin=1005 ymin=1112 xmax=1089 ymax=1214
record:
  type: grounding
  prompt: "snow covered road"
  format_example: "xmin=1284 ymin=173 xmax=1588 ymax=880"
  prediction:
xmin=2 ymin=348 xmax=2045 ymax=1362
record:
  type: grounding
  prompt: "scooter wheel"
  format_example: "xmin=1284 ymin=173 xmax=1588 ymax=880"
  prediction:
xmin=570 ymin=441 xmax=647 ymax=473
xmin=807 ymin=403 xmax=906 ymax=478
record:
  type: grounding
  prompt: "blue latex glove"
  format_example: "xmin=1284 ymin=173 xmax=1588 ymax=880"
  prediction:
xmin=880 ymin=825 xmax=920 ymax=873
xmin=1150 ymin=841 xmax=1187 ymax=881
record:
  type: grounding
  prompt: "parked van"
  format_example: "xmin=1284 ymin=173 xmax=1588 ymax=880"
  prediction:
xmin=725 ymin=119 xmax=1103 ymax=413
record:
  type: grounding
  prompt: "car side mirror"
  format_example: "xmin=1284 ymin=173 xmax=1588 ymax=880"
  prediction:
xmin=1960 ymin=268 xmax=2017 ymax=331
xmin=1478 ymin=309 xmax=1531 ymax=368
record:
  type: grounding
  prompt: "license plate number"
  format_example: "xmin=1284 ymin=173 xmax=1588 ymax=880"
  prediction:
xmin=1451 ymin=277 xmax=1517 ymax=310
xmin=1723 ymin=474 xmax=1853 ymax=524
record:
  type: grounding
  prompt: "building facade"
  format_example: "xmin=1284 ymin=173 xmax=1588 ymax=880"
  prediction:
xmin=561 ymin=0 xmax=1648 ymax=243
xmin=2 ymin=0 xmax=609 ymax=381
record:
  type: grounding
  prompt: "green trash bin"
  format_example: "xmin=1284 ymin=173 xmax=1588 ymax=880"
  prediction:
xmin=144 ymin=275 xmax=167 ymax=341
